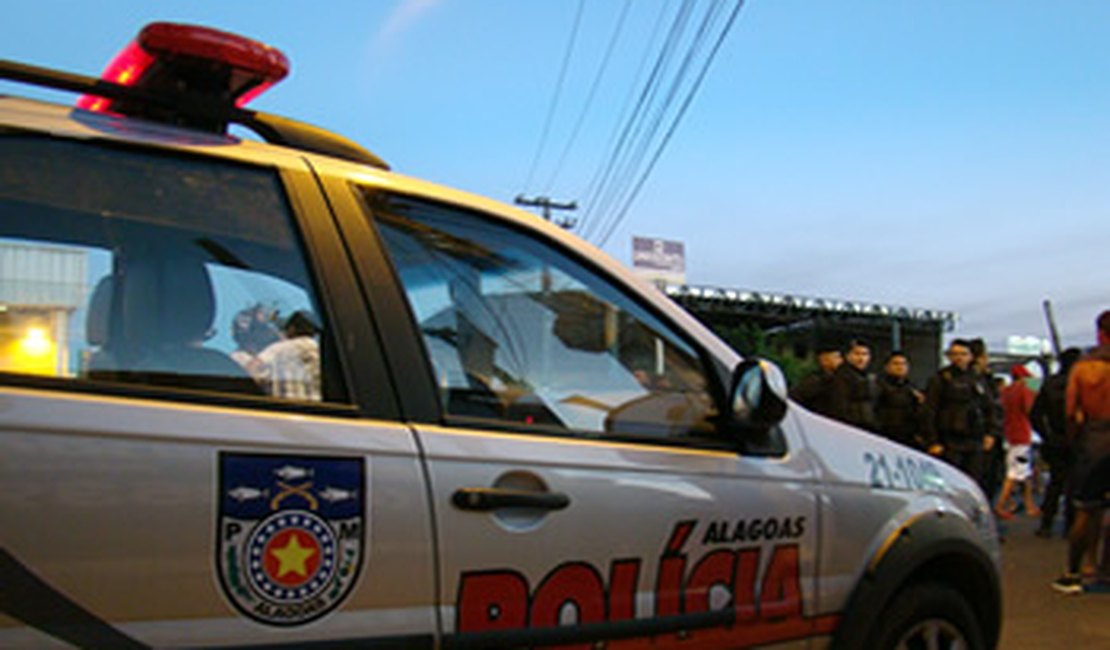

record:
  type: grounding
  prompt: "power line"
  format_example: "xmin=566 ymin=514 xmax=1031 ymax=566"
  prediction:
xmin=597 ymin=0 xmax=745 ymax=247
xmin=593 ymin=0 xmax=721 ymax=243
xmin=542 ymin=0 xmax=632 ymax=194
xmin=581 ymin=0 xmax=694 ymax=241
xmin=520 ymin=0 xmax=586 ymax=193
xmin=575 ymin=0 xmax=672 ymax=239
xmin=593 ymin=0 xmax=726 ymax=243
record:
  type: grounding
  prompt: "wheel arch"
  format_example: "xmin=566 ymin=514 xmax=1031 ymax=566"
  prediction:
xmin=830 ymin=509 xmax=1002 ymax=649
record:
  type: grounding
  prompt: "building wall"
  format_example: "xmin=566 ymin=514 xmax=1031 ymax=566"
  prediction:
xmin=0 ymin=242 xmax=87 ymax=376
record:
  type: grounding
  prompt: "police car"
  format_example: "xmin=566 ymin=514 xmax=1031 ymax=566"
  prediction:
xmin=0 ymin=22 xmax=1000 ymax=650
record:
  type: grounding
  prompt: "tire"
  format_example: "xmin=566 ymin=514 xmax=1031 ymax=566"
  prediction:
xmin=865 ymin=582 xmax=985 ymax=650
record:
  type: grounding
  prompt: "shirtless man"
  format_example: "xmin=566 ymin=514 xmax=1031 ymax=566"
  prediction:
xmin=1052 ymin=310 xmax=1110 ymax=594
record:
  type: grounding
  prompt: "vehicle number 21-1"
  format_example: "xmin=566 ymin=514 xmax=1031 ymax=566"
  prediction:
xmin=862 ymin=451 xmax=943 ymax=491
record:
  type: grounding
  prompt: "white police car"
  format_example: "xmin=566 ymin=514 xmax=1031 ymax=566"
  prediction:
xmin=0 ymin=22 xmax=1000 ymax=650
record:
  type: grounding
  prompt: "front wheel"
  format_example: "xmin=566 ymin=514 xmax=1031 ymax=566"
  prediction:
xmin=866 ymin=582 xmax=985 ymax=650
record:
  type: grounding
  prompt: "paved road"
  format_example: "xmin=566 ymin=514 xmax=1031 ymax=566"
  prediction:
xmin=996 ymin=513 xmax=1109 ymax=648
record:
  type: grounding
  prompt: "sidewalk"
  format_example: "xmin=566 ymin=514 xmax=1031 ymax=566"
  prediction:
xmin=996 ymin=513 xmax=1110 ymax=648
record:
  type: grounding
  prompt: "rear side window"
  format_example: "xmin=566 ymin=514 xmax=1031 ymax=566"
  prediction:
xmin=0 ymin=136 xmax=343 ymax=404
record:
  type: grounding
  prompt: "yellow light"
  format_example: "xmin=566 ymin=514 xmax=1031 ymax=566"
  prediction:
xmin=1 ymin=325 xmax=57 ymax=376
xmin=20 ymin=327 xmax=53 ymax=357
xmin=117 ymin=65 xmax=139 ymax=84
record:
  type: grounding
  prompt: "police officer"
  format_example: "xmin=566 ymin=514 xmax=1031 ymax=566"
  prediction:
xmin=875 ymin=351 xmax=925 ymax=449
xmin=925 ymin=339 xmax=996 ymax=490
xmin=829 ymin=338 xmax=879 ymax=432
xmin=970 ymin=338 xmax=1005 ymax=503
xmin=790 ymin=342 xmax=842 ymax=418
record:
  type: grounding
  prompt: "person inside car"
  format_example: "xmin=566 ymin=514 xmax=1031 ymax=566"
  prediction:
xmin=256 ymin=310 xmax=322 ymax=401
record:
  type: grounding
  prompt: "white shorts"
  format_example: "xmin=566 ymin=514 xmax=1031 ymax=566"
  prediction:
xmin=1006 ymin=443 xmax=1034 ymax=481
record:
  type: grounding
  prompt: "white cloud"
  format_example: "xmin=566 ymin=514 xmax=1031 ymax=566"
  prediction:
xmin=376 ymin=0 xmax=443 ymax=45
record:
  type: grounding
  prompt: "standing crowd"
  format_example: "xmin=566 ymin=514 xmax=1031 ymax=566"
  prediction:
xmin=790 ymin=310 xmax=1110 ymax=594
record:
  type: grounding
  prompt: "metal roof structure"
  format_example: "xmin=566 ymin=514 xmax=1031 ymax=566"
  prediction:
xmin=661 ymin=284 xmax=958 ymax=385
xmin=663 ymin=284 xmax=958 ymax=330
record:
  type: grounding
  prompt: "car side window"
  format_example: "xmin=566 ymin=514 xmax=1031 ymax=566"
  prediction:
xmin=364 ymin=191 xmax=719 ymax=440
xmin=0 ymin=136 xmax=343 ymax=404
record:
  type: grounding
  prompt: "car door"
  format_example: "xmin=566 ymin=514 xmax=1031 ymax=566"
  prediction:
xmin=0 ymin=134 xmax=436 ymax=648
xmin=326 ymin=182 xmax=836 ymax=649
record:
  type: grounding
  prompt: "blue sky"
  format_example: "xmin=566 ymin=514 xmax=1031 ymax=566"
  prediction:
xmin=3 ymin=1 xmax=1106 ymax=353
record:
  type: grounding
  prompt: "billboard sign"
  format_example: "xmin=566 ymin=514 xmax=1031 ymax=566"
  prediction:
xmin=632 ymin=237 xmax=686 ymax=286
xmin=1006 ymin=335 xmax=1049 ymax=356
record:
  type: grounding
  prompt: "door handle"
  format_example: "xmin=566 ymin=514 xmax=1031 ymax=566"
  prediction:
xmin=452 ymin=487 xmax=570 ymax=512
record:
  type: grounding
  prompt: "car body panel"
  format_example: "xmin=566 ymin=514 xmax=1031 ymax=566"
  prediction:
xmin=415 ymin=420 xmax=828 ymax=648
xmin=0 ymin=386 xmax=437 ymax=647
xmin=790 ymin=405 xmax=999 ymax=617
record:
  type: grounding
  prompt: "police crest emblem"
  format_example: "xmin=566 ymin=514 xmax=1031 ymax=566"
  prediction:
xmin=217 ymin=453 xmax=365 ymax=626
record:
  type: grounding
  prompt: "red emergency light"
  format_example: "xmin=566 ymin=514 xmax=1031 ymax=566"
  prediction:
xmin=77 ymin=22 xmax=290 ymax=126
xmin=1 ymin=27 xmax=390 ymax=167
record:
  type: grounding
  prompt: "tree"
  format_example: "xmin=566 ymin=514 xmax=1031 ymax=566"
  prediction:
xmin=711 ymin=323 xmax=816 ymax=387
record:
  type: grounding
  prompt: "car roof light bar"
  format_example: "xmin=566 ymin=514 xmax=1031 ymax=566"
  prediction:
xmin=77 ymin=22 xmax=290 ymax=119
xmin=0 ymin=58 xmax=389 ymax=169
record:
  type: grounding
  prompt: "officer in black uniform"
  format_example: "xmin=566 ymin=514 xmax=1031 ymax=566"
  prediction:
xmin=790 ymin=342 xmax=842 ymax=418
xmin=970 ymin=338 xmax=1004 ymax=503
xmin=875 ymin=351 xmax=925 ymax=449
xmin=830 ymin=338 xmax=879 ymax=432
xmin=925 ymin=339 xmax=996 ymax=490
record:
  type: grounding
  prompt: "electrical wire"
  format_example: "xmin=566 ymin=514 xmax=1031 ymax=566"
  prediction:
xmin=542 ymin=0 xmax=632 ymax=194
xmin=581 ymin=0 xmax=694 ymax=241
xmin=519 ymin=0 xmax=586 ymax=194
xmin=593 ymin=0 xmax=722 ymax=243
xmin=592 ymin=0 xmax=725 ymax=242
xmin=575 ymin=0 xmax=672 ymax=239
xmin=596 ymin=0 xmax=745 ymax=247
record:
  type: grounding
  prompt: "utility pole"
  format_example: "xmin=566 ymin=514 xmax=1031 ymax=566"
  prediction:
xmin=514 ymin=195 xmax=578 ymax=229
xmin=1043 ymin=299 xmax=1062 ymax=358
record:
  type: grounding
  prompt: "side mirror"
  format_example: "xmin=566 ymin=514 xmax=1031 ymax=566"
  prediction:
xmin=730 ymin=358 xmax=788 ymax=430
